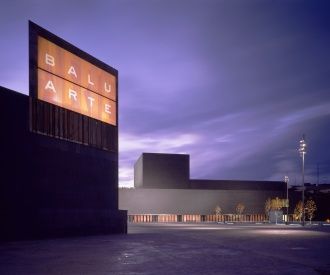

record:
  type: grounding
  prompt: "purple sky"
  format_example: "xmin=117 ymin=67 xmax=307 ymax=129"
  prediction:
xmin=1 ymin=0 xmax=330 ymax=187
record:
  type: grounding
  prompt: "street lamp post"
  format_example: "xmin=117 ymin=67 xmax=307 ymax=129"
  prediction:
xmin=299 ymin=135 xmax=307 ymax=226
xmin=284 ymin=175 xmax=289 ymax=223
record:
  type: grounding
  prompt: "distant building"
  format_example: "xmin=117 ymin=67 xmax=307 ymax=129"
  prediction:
xmin=119 ymin=153 xmax=286 ymax=215
xmin=134 ymin=153 xmax=190 ymax=189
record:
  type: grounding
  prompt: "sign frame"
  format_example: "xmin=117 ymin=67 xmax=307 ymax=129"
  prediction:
xmin=29 ymin=21 xmax=118 ymax=127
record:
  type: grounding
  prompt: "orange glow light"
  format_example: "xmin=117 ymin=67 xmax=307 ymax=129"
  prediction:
xmin=37 ymin=36 xmax=116 ymax=125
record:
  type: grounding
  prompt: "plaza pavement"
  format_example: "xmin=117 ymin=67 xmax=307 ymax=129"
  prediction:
xmin=0 ymin=223 xmax=329 ymax=274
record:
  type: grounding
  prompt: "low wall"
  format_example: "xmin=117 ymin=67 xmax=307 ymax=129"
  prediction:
xmin=119 ymin=188 xmax=285 ymax=215
xmin=128 ymin=214 xmax=267 ymax=223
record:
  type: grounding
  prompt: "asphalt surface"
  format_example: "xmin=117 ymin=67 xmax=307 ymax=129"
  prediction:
xmin=0 ymin=223 xmax=330 ymax=275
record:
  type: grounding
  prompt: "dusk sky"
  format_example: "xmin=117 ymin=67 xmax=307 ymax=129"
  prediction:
xmin=1 ymin=0 xmax=329 ymax=187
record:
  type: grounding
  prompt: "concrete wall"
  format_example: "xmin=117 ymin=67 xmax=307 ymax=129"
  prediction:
xmin=136 ymin=153 xmax=190 ymax=189
xmin=190 ymin=179 xmax=285 ymax=191
xmin=127 ymin=153 xmax=286 ymax=216
xmin=134 ymin=154 xmax=143 ymax=188
xmin=119 ymin=188 xmax=284 ymax=215
xmin=0 ymin=87 xmax=126 ymax=240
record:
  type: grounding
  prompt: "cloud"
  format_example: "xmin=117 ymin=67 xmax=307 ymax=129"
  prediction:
xmin=119 ymin=133 xmax=199 ymax=152
xmin=276 ymin=102 xmax=330 ymax=131
xmin=215 ymin=134 xmax=233 ymax=143
xmin=0 ymin=0 xmax=329 ymax=187
xmin=119 ymin=167 xmax=134 ymax=187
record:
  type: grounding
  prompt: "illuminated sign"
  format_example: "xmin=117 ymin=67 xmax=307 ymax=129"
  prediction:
xmin=37 ymin=36 xmax=117 ymax=125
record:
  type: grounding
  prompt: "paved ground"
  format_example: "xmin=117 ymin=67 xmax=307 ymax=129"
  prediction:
xmin=0 ymin=223 xmax=330 ymax=274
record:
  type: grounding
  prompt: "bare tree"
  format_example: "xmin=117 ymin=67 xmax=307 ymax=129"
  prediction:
xmin=265 ymin=198 xmax=272 ymax=220
xmin=271 ymin=197 xmax=283 ymax=211
xmin=305 ymin=199 xmax=317 ymax=224
xmin=294 ymin=201 xmax=304 ymax=222
xmin=214 ymin=205 xmax=222 ymax=215
xmin=236 ymin=203 xmax=245 ymax=215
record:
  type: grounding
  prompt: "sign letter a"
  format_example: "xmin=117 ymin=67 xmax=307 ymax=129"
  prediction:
xmin=68 ymin=66 xmax=77 ymax=78
xmin=45 ymin=80 xmax=56 ymax=93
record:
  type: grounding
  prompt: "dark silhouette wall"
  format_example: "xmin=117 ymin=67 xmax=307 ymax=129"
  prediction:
xmin=289 ymin=184 xmax=330 ymax=221
xmin=0 ymin=87 xmax=126 ymax=240
xmin=190 ymin=179 xmax=285 ymax=191
xmin=134 ymin=153 xmax=190 ymax=189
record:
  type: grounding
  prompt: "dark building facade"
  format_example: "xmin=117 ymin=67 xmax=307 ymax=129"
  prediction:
xmin=119 ymin=153 xmax=286 ymax=215
xmin=0 ymin=87 xmax=126 ymax=240
xmin=0 ymin=22 xmax=126 ymax=240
